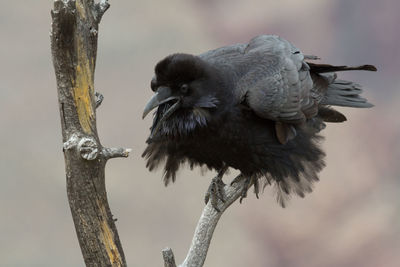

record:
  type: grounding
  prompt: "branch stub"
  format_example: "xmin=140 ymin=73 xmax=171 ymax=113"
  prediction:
xmin=78 ymin=137 xmax=99 ymax=160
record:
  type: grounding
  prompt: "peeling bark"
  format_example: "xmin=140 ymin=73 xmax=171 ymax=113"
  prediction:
xmin=51 ymin=1 xmax=128 ymax=266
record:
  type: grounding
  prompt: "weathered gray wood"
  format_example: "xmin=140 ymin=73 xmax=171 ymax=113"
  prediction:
xmin=162 ymin=248 xmax=177 ymax=267
xmin=163 ymin=178 xmax=249 ymax=267
xmin=180 ymin=179 xmax=248 ymax=267
xmin=50 ymin=0 xmax=129 ymax=266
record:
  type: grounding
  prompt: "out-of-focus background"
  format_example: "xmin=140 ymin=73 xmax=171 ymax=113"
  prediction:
xmin=1 ymin=0 xmax=399 ymax=266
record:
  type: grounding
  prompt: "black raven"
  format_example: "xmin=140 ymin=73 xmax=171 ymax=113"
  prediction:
xmin=142 ymin=35 xmax=376 ymax=208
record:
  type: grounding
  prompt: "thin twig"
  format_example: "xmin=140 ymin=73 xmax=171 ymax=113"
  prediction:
xmin=102 ymin=147 xmax=132 ymax=159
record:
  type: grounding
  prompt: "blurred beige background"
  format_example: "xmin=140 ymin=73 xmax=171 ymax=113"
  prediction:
xmin=1 ymin=0 xmax=399 ymax=266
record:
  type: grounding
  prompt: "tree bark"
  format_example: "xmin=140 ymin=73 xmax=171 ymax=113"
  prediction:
xmin=50 ymin=1 xmax=129 ymax=266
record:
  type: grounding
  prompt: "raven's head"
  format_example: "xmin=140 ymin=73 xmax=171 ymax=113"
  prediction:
xmin=143 ymin=53 xmax=222 ymax=140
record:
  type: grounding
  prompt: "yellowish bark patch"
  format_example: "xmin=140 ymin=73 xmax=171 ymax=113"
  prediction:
xmin=97 ymin=199 xmax=123 ymax=266
xmin=101 ymin=220 xmax=122 ymax=266
xmin=73 ymin=37 xmax=95 ymax=134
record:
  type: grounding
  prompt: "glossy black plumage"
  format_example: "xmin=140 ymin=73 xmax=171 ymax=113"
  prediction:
xmin=142 ymin=35 xmax=376 ymax=206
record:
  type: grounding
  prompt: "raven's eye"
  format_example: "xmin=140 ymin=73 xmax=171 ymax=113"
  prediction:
xmin=180 ymin=84 xmax=189 ymax=94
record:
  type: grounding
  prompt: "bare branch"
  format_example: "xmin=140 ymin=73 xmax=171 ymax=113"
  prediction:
xmin=51 ymin=0 xmax=128 ymax=266
xmin=102 ymin=147 xmax=132 ymax=160
xmin=162 ymin=248 xmax=177 ymax=267
xmin=180 ymin=179 xmax=247 ymax=267
xmin=163 ymin=178 xmax=249 ymax=267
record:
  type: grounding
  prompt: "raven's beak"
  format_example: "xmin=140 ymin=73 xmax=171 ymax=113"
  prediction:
xmin=142 ymin=86 xmax=180 ymax=119
xmin=143 ymin=86 xmax=182 ymax=138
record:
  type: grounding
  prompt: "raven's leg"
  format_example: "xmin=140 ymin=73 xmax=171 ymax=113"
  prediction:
xmin=205 ymin=166 xmax=228 ymax=212
xmin=231 ymin=174 xmax=260 ymax=203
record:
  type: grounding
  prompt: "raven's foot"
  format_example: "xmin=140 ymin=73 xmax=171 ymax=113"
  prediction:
xmin=231 ymin=174 xmax=260 ymax=203
xmin=204 ymin=176 xmax=225 ymax=212
xmin=205 ymin=167 xmax=228 ymax=212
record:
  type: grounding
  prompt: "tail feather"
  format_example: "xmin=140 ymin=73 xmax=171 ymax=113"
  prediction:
xmin=307 ymin=62 xmax=377 ymax=73
xmin=308 ymin=62 xmax=375 ymax=109
xmin=321 ymin=79 xmax=373 ymax=108
xmin=318 ymin=106 xmax=347 ymax=122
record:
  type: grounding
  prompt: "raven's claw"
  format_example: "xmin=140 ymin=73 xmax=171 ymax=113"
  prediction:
xmin=231 ymin=174 xmax=260 ymax=203
xmin=205 ymin=175 xmax=226 ymax=212
xmin=205 ymin=167 xmax=228 ymax=212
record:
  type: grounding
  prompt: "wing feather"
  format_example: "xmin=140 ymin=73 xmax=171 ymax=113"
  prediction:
xmin=199 ymin=35 xmax=316 ymax=123
xmin=238 ymin=35 xmax=315 ymax=123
